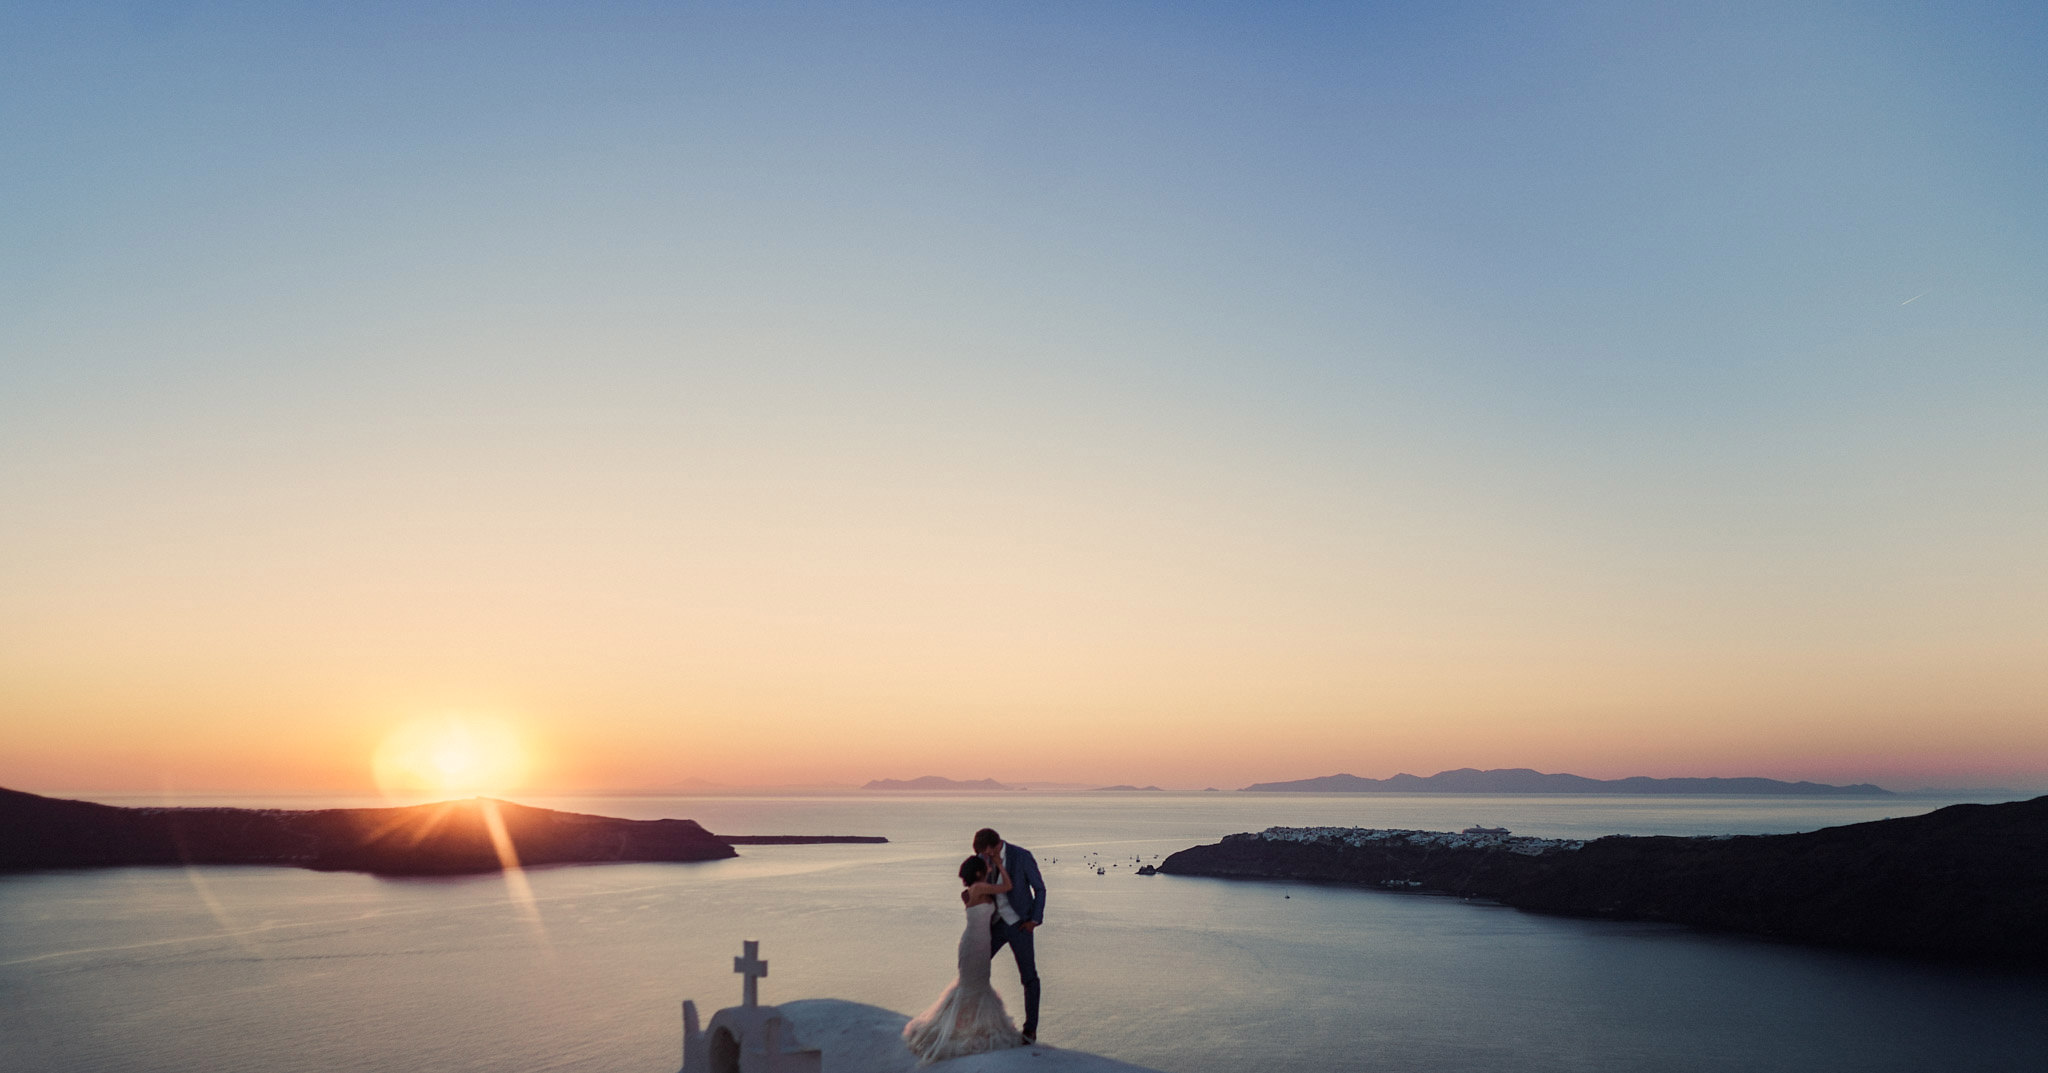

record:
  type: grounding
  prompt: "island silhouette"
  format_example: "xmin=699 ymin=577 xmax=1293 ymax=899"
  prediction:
xmin=1162 ymin=795 xmax=2048 ymax=966
xmin=1242 ymin=767 xmax=1892 ymax=794
xmin=0 ymin=788 xmax=882 ymax=875
xmin=860 ymin=776 xmax=1013 ymax=790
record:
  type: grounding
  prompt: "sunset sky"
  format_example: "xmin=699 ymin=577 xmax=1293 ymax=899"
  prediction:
xmin=4 ymin=3 xmax=2045 ymax=794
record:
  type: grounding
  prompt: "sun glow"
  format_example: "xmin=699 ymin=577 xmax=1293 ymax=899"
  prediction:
xmin=373 ymin=716 xmax=529 ymax=797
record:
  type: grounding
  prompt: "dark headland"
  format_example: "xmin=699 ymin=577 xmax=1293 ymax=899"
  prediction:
xmin=1242 ymin=767 xmax=1892 ymax=794
xmin=1160 ymin=795 xmax=2048 ymax=966
xmin=0 ymin=787 xmax=883 ymax=875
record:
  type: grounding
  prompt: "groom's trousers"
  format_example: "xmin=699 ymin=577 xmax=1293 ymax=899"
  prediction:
xmin=989 ymin=916 xmax=1041 ymax=1037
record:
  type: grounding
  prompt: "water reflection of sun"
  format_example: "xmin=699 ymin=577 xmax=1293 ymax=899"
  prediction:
xmin=373 ymin=716 xmax=528 ymax=798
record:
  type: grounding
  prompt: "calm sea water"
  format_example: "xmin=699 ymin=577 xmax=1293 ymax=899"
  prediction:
xmin=3 ymin=792 xmax=2044 ymax=1073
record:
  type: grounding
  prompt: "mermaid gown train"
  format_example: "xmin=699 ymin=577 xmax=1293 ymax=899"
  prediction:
xmin=902 ymin=901 xmax=1025 ymax=1064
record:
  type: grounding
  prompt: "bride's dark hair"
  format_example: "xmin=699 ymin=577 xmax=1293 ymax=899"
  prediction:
xmin=958 ymin=855 xmax=988 ymax=886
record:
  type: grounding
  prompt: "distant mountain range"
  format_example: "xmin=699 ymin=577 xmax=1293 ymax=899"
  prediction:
xmin=1091 ymin=785 xmax=1164 ymax=792
xmin=1242 ymin=768 xmax=1891 ymax=795
xmin=862 ymin=776 xmax=1012 ymax=791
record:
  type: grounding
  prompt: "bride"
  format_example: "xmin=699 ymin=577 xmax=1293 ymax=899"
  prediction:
xmin=902 ymin=853 xmax=1027 ymax=1065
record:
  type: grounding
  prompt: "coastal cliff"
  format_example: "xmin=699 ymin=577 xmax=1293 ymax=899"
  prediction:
xmin=0 ymin=787 xmax=737 ymax=874
xmin=1160 ymin=796 xmax=2048 ymax=966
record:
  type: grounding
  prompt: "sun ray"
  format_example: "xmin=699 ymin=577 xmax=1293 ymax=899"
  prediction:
xmin=480 ymin=799 xmax=550 ymax=948
xmin=157 ymin=782 xmax=273 ymax=967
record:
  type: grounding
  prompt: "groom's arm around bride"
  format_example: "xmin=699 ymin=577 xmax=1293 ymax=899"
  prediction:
xmin=1006 ymin=843 xmax=1045 ymax=932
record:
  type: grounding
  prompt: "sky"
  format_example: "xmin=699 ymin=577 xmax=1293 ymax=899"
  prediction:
xmin=3 ymin=2 xmax=2045 ymax=794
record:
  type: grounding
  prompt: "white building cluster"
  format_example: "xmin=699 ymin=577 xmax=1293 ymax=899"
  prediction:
xmin=1247 ymin=826 xmax=1587 ymax=856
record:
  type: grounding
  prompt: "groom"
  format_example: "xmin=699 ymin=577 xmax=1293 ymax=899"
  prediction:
xmin=973 ymin=827 xmax=1045 ymax=1042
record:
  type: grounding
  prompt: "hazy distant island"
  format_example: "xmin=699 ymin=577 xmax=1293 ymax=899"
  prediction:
xmin=861 ymin=776 xmax=1013 ymax=791
xmin=1243 ymin=767 xmax=1892 ymax=795
xmin=0 ymin=788 xmax=883 ymax=875
xmin=721 ymin=835 xmax=890 ymax=845
xmin=1161 ymin=795 xmax=2048 ymax=966
xmin=1091 ymin=785 xmax=1164 ymax=792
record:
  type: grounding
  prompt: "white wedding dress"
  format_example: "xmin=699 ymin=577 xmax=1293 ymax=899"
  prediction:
xmin=902 ymin=900 xmax=1025 ymax=1065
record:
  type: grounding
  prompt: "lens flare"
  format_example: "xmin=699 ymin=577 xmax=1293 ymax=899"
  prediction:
xmin=373 ymin=716 xmax=528 ymax=798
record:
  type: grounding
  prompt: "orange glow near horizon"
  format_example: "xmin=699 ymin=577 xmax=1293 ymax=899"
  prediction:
xmin=2 ymin=673 xmax=2045 ymax=795
xmin=372 ymin=717 xmax=530 ymax=799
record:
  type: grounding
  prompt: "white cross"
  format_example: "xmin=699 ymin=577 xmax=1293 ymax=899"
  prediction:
xmin=733 ymin=940 xmax=768 ymax=1008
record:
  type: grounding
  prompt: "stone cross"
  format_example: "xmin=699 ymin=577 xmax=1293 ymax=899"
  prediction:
xmin=733 ymin=940 xmax=768 ymax=1008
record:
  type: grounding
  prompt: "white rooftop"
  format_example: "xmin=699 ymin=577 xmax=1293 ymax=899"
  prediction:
xmin=678 ymin=942 xmax=1165 ymax=1073
xmin=773 ymin=999 xmax=1164 ymax=1073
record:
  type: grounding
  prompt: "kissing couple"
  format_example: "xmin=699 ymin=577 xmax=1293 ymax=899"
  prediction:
xmin=901 ymin=827 xmax=1047 ymax=1065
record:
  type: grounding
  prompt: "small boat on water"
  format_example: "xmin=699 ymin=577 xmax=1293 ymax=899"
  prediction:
xmin=1461 ymin=825 xmax=1510 ymax=836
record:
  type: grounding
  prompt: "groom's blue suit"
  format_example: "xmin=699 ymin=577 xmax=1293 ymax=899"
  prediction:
xmin=989 ymin=842 xmax=1046 ymax=1038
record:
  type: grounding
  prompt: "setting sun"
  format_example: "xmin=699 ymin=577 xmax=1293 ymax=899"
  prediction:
xmin=372 ymin=717 xmax=528 ymax=798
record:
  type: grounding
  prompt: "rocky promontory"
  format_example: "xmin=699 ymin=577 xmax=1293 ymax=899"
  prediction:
xmin=0 ymin=787 xmax=741 ymax=875
xmin=1161 ymin=796 xmax=2048 ymax=966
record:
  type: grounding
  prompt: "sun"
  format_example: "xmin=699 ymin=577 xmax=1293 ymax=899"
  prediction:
xmin=373 ymin=716 xmax=529 ymax=798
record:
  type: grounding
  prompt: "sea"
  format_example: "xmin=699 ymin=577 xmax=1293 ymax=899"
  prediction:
xmin=3 ymin=791 xmax=2044 ymax=1073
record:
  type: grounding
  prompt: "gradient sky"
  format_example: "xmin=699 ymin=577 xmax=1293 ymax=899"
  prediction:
xmin=4 ymin=2 xmax=2045 ymax=793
